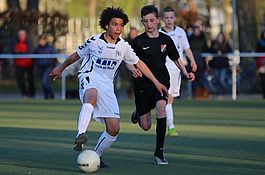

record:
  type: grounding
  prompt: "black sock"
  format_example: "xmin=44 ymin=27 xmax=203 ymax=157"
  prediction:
xmin=154 ymin=117 xmax=166 ymax=158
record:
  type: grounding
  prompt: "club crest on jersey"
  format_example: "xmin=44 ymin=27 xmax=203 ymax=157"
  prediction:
xmin=116 ymin=50 xmax=121 ymax=57
xmin=160 ymin=44 xmax=167 ymax=53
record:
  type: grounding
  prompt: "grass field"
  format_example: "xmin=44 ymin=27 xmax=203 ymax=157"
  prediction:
xmin=0 ymin=99 xmax=265 ymax=175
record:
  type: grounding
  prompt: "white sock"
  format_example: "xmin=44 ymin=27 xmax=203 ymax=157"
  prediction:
xmin=77 ymin=103 xmax=94 ymax=136
xmin=166 ymin=104 xmax=175 ymax=129
xmin=94 ymin=131 xmax=117 ymax=157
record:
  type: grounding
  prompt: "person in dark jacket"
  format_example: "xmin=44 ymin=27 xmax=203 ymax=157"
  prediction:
xmin=34 ymin=34 xmax=57 ymax=99
xmin=12 ymin=29 xmax=35 ymax=98
xmin=256 ymin=29 xmax=265 ymax=99
xmin=208 ymin=32 xmax=233 ymax=95
xmin=188 ymin=23 xmax=209 ymax=99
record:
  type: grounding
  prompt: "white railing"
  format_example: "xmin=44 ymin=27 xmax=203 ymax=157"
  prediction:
xmin=0 ymin=54 xmax=69 ymax=100
xmin=1 ymin=52 xmax=265 ymax=100
xmin=201 ymin=51 xmax=265 ymax=100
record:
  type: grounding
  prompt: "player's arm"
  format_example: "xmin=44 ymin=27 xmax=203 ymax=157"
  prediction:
xmin=134 ymin=60 xmax=168 ymax=96
xmin=174 ymin=58 xmax=195 ymax=81
xmin=125 ymin=63 xmax=143 ymax=78
xmin=185 ymin=48 xmax=197 ymax=72
xmin=167 ymin=36 xmax=195 ymax=81
xmin=49 ymin=52 xmax=80 ymax=81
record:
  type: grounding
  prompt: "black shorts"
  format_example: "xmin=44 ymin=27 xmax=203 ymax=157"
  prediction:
xmin=133 ymin=78 xmax=169 ymax=116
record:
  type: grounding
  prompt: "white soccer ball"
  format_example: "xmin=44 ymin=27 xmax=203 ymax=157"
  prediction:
xmin=77 ymin=150 xmax=100 ymax=173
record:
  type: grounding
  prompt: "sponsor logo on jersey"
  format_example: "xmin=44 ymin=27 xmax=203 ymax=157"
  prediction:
xmin=160 ymin=44 xmax=167 ymax=53
xmin=95 ymin=58 xmax=118 ymax=70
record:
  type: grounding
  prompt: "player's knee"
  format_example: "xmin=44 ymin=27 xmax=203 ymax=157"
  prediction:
xmin=156 ymin=109 xmax=166 ymax=118
xmin=107 ymin=126 xmax=120 ymax=136
xmin=83 ymin=89 xmax=97 ymax=106
xmin=140 ymin=122 xmax=151 ymax=131
xmin=156 ymin=106 xmax=166 ymax=117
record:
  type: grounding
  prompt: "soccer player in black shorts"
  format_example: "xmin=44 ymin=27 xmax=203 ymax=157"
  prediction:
xmin=129 ymin=5 xmax=195 ymax=165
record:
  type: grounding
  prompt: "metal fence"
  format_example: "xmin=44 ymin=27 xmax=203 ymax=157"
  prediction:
xmin=0 ymin=54 xmax=69 ymax=100
xmin=0 ymin=52 xmax=265 ymax=100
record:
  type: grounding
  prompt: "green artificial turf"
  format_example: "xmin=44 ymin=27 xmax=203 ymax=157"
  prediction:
xmin=0 ymin=99 xmax=264 ymax=175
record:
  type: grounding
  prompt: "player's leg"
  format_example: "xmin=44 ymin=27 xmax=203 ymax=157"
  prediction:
xmin=74 ymin=88 xmax=97 ymax=151
xmin=94 ymin=118 xmax=120 ymax=168
xmin=154 ymin=99 xmax=168 ymax=165
xmin=131 ymin=88 xmax=152 ymax=129
xmin=138 ymin=112 xmax=152 ymax=131
xmin=165 ymin=68 xmax=180 ymax=137
xmin=165 ymin=95 xmax=178 ymax=136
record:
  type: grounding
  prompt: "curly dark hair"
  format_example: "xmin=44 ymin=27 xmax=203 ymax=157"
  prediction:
xmin=99 ymin=7 xmax=129 ymax=30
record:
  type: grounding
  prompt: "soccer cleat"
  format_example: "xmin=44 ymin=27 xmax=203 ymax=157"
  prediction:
xmin=167 ymin=128 xmax=179 ymax=137
xmin=131 ymin=111 xmax=139 ymax=124
xmin=74 ymin=133 xmax=88 ymax=151
xmin=99 ymin=157 xmax=110 ymax=168
xmin=154 ymin=156 xmax=168 ymax=165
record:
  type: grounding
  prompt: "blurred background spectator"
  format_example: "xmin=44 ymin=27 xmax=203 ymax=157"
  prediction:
xmin=208 ymin=32 xmax=233 ymax=97
xmin=256 ymin=29 xmax=265 ymax=99
xmin=12 ymin=29 xmax=35 ymax=99
xmin=188 ymin=22 xmax=209 ymax=99
xmin=126 ymin=27 xmax=139 ymax=44
xmin=125 ymin=26 xmax=139 ymax=98
xmin=34 ymin=34 xmax=57 ymax=99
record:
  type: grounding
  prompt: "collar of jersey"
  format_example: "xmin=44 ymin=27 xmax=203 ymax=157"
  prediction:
xmin=161 ymin=26 xmax=176 ymax=33
xmin=99 ymin=33 xmax=121 ymax=45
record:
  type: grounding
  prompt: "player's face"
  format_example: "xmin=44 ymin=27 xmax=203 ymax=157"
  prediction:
xmin=162 ymin=11 xmax=176 ymax=28
xmin=141 ymin=13 xmax=160 ymax=34
xmin=106 ymin=18 xmax=124 ymax=41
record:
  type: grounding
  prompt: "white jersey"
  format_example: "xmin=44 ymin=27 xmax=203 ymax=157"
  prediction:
xmin=77 ymin=34 xmax=139 ymax=82
xmin=159 ymin=26 xmax=190 ymax=69
xmin=159 ymin=26 xmax=190 ymax=96
xmin=76 ymin=34 xmax=139 ymax=122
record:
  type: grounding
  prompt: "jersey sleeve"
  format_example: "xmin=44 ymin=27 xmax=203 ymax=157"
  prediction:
xmin=167 ymin=36 xmax=180 ymax=62
xmin=76 ymin=37 xmax=93 ymax=58
xmin=123 ymin=42 xmax=139 ymax=65
xmin=180 ymin=28 xmax=190 ymax=50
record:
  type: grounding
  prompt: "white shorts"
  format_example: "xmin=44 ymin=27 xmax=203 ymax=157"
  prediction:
xmin=168 ymin=68 xmax=181 ymax=97
xmin=79 ymin=75 xmax=120 ymax=124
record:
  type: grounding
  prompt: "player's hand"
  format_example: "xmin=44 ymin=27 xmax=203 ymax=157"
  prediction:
xmin=191 ymin=62 xmax=197 ymax=72
xmin=155 ymin=82 xmax=168 ymax=97
xmin=49 ymin=65 xmax=63 ymax=81
xmin=185 ymin=72 xmax=195 ymax=81
xmin=132 ymin=68 xmax=143 ymax=78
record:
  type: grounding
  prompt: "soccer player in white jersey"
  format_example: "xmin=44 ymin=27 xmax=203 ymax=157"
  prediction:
xmin=49 ymin=7 xmax=167 ymax=168
xmin=160 ymin=7 xmax=197 ymax=136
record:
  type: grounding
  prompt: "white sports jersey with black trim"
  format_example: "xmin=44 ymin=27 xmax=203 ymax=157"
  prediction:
xmin=159 ymin=26 xmax=190 ymax=69
xmin=76 ymin=34 xmax=139 ymax=82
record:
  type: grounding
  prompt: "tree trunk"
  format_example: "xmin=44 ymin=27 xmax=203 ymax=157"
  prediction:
xmin=237 ymin=0 xmax=257 ymax=52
